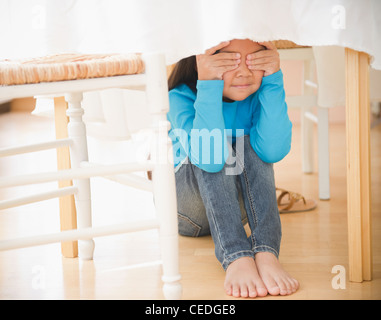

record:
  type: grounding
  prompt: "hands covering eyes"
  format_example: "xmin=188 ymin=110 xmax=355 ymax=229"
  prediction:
xmin=196 ymin=41 xmax=280 ymax=81
xmin=246 ymin=41 xmax=280 ymax=77
xmin=196 ymin=41 xmax=241 ymax=81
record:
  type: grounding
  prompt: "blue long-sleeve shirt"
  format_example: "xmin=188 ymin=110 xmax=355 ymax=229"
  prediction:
xmin=167 ymin=70 xmax=292 ymax=173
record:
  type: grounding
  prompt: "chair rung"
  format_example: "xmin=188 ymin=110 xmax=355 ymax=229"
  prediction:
xmin=286 ymin=95 xmax=317 ymax=108
xmin=81 ymin=161 xmax=153 ymax=192
xmin=0 ymin=218 xmax=160 ymax=252
xmin=0 ymin=161 xmax=154 ymax=188
xmin=0 ymin=186 xmax=77 ymax=211
xmin=0 ymin=138 xmax=73 ymax=157
xmin=105 ymin=173 xmax=153 ymax=192
xmin=305 ymin=80 xmax=318 ymax=89
xmin=304 ymin=111 xmax=318 ymax=123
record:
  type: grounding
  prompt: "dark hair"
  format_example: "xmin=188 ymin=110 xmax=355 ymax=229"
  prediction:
xmin=168 ymin=55 xmax=198 ymax=93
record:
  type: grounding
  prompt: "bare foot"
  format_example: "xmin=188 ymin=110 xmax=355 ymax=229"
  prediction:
xmin=224 ymin=257 xmax=268 ymax=298
xmin=255 ymin=252 xmax=299 ymax=296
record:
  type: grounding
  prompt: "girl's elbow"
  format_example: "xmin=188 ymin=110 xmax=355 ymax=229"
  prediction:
xmin=257 ymin=144 xmax=291 ymax=164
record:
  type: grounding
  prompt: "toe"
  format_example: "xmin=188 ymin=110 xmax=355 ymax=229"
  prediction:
xmin=240 ymin=284 xmax=249 ymax=298
xmin=277 ymin=279 xmax=289 ymax=296
xmin=256 ymin=285 xmax=268 ymax=297
xmin=268 ymin=285 xmax=281 ymax=296
xmin=263 ymin=277 xmax=280 ymax=296
xmin=232 ymin=284 xmax=241 ymax=298
xmin=293 ymin=278 xmax=300 ymax=291
xmin=254 ymin=278 xmax=268 ymax=297
xmin=224 ymin=283 xmax=233 ymax=296
xmin=285 ymin=280 xmax=293 ymax=295
xmin=248 ymin=282 xmax=258 ymax=298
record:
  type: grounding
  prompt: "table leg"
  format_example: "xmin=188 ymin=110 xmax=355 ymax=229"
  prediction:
xmin=54 ymin=96 xmax=78 ymax=258
xmin=345 ymin=48 xmax=372 ymax=282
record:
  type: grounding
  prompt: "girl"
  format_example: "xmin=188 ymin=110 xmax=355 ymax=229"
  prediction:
xmin=167 ymin=39 xmax=299 ymax=298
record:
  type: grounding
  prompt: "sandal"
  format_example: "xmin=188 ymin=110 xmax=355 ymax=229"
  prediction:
xmin=276 ymin=188 xmax=317 ymax=213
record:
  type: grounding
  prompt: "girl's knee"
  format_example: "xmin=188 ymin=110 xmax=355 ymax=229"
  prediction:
xmin=178 ymin=212 xmax=210 ymax=237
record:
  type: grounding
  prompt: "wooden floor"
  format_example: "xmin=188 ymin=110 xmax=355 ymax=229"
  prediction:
xmin=0 ymin=112 xmax=380 ymax=300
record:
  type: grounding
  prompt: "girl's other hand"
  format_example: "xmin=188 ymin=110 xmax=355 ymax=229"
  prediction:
xmin=246 ymin=41 xmax=280 ymax=77
xmin=196 ymin=41 xmax=241 ymax=81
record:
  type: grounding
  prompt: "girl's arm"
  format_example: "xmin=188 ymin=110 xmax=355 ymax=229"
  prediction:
xmin=168 ymin=42 xmax=240 ymax=172
xmin=250 ymin=70 xmax=293 ymax=163
xmin=168 ymin=81 xmax=229 ymax=172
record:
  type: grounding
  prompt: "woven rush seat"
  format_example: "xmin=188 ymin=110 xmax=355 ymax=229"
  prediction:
xmin=0 ymin=53 xmax=145 ymax=86
xmin=273 ymin=40 xmax=310 ymax=49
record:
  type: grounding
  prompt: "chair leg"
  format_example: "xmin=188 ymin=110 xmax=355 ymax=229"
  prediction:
xmin=301 ymin=106 xmax=314 ymax=173
xmin=65 ymin=93 xmax=95 ymax=260
xmin=317 ymin=107 xmax=330 ymax=200
xmin=151 ymin=122 xmax=182 ymax=300
xmin=54 ymin=96 xmax=78 ymax=258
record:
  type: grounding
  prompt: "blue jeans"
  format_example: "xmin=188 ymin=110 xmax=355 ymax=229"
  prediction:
xmin=175 ymin=135 xmax=281 ymax=270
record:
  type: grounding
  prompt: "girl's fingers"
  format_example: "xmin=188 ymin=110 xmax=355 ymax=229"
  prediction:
xmin=217 ymin=63 xmax=239 ymax=72
xmin=217 ymin=64 xmax=240 ymax=77
xmin=214 ymin=52 xmax=241 ymax=61
xmin=248 ymin=63 xmax=279 ymax=77
xmin=223 ymin=64 xmax=240 ymax=72
xmin=210 ymin=52 xmax=241 ymax=69
xmin=258 ymin=41 xmax=276 ymax=50
xmin=214 ymin=58 xmax=241 ymax=66
xmin=247 ymin=50 xmax=276 ymax=61
xmin=247 ymin=62 xmax=273 ymax=70
xmin=247 ymin=56 xmax=273 ymax=65
xmin=205 ymin=41 xmax=230 ymax=55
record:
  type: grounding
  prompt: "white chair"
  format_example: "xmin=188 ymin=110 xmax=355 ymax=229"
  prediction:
xmin=0 ymin=53 xmax=182 ymax=299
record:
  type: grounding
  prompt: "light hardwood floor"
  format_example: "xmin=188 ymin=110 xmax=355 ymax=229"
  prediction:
xmin=0 ymin=112 xmax=380 ymax=300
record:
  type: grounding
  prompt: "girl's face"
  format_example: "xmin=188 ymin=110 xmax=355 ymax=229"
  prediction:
xmin=220 ymin=39 xmax=265 ymax=101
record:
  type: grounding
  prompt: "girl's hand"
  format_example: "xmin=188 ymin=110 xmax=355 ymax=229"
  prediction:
xmin=246 ymin=41 xmax=280 ymax=77
xmin=196 ymin=41 xmax=241 ymax=80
